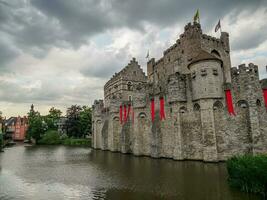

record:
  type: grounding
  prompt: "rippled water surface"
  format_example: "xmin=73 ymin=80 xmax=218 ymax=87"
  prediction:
xmin=0 ymin=145 xmax=260 ymax=200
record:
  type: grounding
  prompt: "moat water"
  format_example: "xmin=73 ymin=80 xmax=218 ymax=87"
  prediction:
xmin=0 ymin=145 xmax=260 ymax=200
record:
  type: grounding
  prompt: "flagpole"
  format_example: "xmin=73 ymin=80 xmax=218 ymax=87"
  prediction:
xmin=220 ymin=20 xmax=222 ymax=34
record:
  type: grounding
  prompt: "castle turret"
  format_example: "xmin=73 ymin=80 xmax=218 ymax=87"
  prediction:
xmin=92 ymin=100 xmax=104 ymax=149
xmin=147 ymin=58 xmax=155 ymax=83
xmin=188 ymin=50 xmax=224 ymax=161
xmin=180 ymin=22 xmax=202 ymax=61
xmin=188 ymin=50 xmax=223 ymax=100
xmin=220 ymin=32 xmax=232 ymax=83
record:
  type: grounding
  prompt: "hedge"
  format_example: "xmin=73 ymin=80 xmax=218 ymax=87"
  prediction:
xmin=227 ymin=154 xmax=267 ymax=198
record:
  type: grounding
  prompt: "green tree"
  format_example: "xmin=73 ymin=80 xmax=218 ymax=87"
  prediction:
xmin=80 ymin=106 xmax=92 ymax=137
xmin=66 ymin=105 xmax=82 ymax=138
xmin=44 ymin=107 xmax=62 ymax=130
xmin=65 ymin=105 xmax=92 ymax=138
xmin=26 ymin=105 xmax=47 ymax=143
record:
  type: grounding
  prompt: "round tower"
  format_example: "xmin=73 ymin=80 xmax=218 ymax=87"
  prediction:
xmin=188 ymin=50 xmax=224 ymax=101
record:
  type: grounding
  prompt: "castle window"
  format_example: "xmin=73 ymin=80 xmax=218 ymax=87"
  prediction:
xmin=139 ymin=113 xmax=147 ymax=119
xmin=213 ymin=69 xmax=218 ymax=75
xmin=211 ymin=50 xmax=221 ymax=58
xmin=193 ymin=103 xmax=200 ymax=111
xmin=256 ymin=99 xmax=261 ymax=107
xmin=114 ymin=85 xmax=118 ymax=89
xmin=133 ymin=71 xmax=137 ymax=76
xmin=179 ymin=106 xmax=187 ymax=114
xmin=192 ymin=71 xmax=196 ymax=79
xmin=237 ymin=100 xmax=248 ymax=108
xmin=201 ymin=68 xmax=207 ymax=76
xmin=213 ymin=101 xmax=223 ymax=111
xmin=127 ymin=82 xmax=133 ymax=91
xmin=136 ymin=83 xmax=142 ymax=90
xmin=128 ymin=95 xmax=132 ymax=101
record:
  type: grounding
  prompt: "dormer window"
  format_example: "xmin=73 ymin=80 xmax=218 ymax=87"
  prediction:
xmin=192 ymin=71 xmax=196 ymax=79
xmin=201 ymin=68 xmax=207 ymax=76
xmin=213 ymin=69 xmax=218 ymax=75
xmin=136 ymin=83 xmax=142 ymax=90
xmin=127 ymin=82 xmax=133 ymax=91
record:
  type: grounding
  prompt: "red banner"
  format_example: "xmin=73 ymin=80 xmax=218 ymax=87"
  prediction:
xmin=263 ymin=89 xmax=267 ymax=108
xmin=119 ymin=105 xmax=122 ymax=124
xmin=124 ymin=105 xmax=127 ymax=122
xmin=160 ymin=97 xmax=166 ymax=120
xmin=151 ymin=98 xmax=155 ymax=122
xmin=225 ymin=90 xmax=235 ymax=115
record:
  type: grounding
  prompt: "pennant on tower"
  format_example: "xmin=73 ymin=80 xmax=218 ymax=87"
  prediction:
xmin=215 ymin=20 xmax=221 ymax=32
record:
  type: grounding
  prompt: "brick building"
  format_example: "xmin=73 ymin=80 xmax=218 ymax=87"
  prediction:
xmin=5 ymin=116 xmax=28 ymax=141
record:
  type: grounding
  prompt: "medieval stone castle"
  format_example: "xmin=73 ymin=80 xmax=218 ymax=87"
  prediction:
xmin=92 ymin=22 xmax=267 ymax=162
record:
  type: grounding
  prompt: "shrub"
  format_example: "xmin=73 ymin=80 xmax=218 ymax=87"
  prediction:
xmin=62 ymin=138 xmax=91 ymax=146
xmin=38 ymin=130 xmax=61 ymax=145
xmin=227 ymin=154 xmax=267 ymax=198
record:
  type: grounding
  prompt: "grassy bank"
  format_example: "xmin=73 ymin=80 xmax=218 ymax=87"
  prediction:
xmin=38 ymin=130 xmax=91 ymax=147
xmin=227 ymin=154 xmax=267 ymax=199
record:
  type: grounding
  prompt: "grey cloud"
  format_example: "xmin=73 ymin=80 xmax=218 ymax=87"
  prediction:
xmin=0 ymin=38 xmax=19 ymax=66
xmin=0 ymin=0 xmax=267 ymax=115
xmin=232 ymin=21 xmax=267 ymax=50
xmin=30 ymin=0 xmax=267 ymax=48
xmin=0 ymin=0 xmax=265 ymax=60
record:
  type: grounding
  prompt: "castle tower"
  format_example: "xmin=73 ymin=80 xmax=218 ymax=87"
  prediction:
xmin=188 ymin=50 xmax=224 ymax=161
xmin=180 ymin=22 xmax=202 ymax=61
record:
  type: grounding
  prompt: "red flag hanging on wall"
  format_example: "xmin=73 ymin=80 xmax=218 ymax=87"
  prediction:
xmin=151 ymin=98 xmax=155 ymax=122
xmin=160 ymin=97 xmax=166 ymax=120
xmin=124 ymin=104 xmax=127 ymax=122
xmin=119 ymin=105 xmax=123 ymax=124
xmin=225 ymin=90 xmax=235 ymax=115
xmin=263 ymin=89 xmax=267 ymax=109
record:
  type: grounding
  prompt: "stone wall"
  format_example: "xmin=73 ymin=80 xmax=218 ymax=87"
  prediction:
xmin=92 ymin=22 xmax=267 ymax=162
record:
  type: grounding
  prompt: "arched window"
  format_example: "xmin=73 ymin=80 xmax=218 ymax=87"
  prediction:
xmin=127 ymin=82 xmax=133 ymax=91
xmin=179 ymin=106 xmax=187 ymax=114
xmin=213 ymin=101 xmax=223 ymax=111
xmin=211 ymin=49 xmax=221 ymax=58
xmin=193 ymin=103 xmax=200 ymax=111
xmin=113 ymin=116 xmax=119 ymax=121
xmin=138 ymin=112 xmax=147 ymax=119
xmin=256 ymin=99 xmax=261 ymax=107
xmin=237 ymin=100 xmax=249 ymax=108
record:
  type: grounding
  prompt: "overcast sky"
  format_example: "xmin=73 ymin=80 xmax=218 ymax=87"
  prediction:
xmin=0 ymin=0 xmax=267 ymax=117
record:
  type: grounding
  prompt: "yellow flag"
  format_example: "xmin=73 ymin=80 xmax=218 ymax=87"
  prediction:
xmin=193 ymin=9 xmax=200 ymax=22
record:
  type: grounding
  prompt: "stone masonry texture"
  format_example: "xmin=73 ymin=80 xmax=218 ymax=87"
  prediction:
xmin=92 ymin=22 xmax=267 ymax=162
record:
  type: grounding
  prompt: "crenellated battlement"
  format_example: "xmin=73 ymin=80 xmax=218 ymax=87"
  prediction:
xmin=231 ymin=63 xmax=259 ymax=78
xmin=163 ymin=42 xmax=179 ymax=55
xmin=93 ymin=100 xmax=104 ymax=110
xmin=184 ymin=22 xmax=202 ymax=34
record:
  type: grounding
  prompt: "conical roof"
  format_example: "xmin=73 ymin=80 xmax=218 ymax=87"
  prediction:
xmin=188 ymin=50 xmax=222 ymax=68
